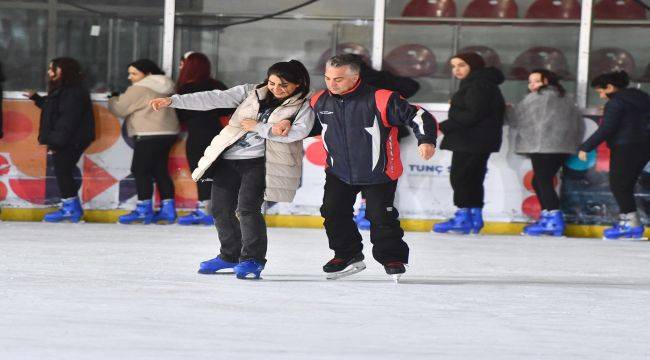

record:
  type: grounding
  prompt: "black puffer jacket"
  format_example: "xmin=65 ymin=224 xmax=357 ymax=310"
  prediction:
xmin=0 ymin=62 xmax=4 ymax=139
xmin=31 ymin=85 xmax=95 ymax=151
xmin=176 ymin=79 xmax=231 ymax=140
xmin=439 ymin=67 xmax=506 ymax=153
xmin=580 ymin=88 xmax=650 ymax=152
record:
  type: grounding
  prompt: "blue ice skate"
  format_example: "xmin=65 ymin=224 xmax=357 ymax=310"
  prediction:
xmin=178 ymin=208 xmax=214 ymax=226
xmin=523 ymin=210 xmax=565 ymax=237
xmin=43 ymin=197 xmax=83 ymax=223
xmin=603 ymin=223 xmax=645 ymax=240
xmin=433 ymin=208 xmax=472 ymax=234
xmin=354 ymin=203 xmax=371 ymax=231
xmin=198 ymin=256 xmax=237 ymax=274
xmin=469 ymin=207 xmax=484 ymax=234
xmin=234 ymin=259 xmax=264 ymax=279
xmin=152 ymin=199 xmax=177 ymax=224
xmin=118 ymin=200 xmax=154 ymax=224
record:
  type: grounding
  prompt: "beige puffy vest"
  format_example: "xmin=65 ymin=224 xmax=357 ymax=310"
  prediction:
xmin=191 ymin=86 xmax=307 ymax=203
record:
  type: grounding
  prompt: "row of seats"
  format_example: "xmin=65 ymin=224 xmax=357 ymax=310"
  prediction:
xmin=401 ymin=0 xmax=647 ymax=20
xmin=318 ymin=43 xmax=650 ymax=80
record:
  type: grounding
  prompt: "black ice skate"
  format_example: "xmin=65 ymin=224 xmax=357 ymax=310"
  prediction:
xmin=383 ymin=262 xmax=406 ymax=283
xmin=323 ymin=253 xmax=366 ymax=280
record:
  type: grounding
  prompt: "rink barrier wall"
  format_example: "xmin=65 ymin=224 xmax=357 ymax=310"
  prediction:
xmin=0 ymin=208 xmax=615 ymax=238
xmin=1 ymin=100 xmax=644 ymax=233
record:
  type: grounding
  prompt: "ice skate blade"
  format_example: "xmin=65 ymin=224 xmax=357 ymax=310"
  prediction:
xmin=197 ymin=269 xmax=235 ymax=275
xmin=326 ymin=261 xmax=366 ymax=280
xmin=236 ymin=272 xmax=262 ymax=280
xmin=602 ymin=236 xmax=648 ymax=241
xmin=391 ymin=274 xmax=402 ymax=283
xmin=521 ymin=232 xmax=566 ymax=238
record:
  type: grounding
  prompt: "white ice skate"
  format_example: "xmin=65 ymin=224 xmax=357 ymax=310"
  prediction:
xmin=326 ymin=260 xmax=366 ymax=280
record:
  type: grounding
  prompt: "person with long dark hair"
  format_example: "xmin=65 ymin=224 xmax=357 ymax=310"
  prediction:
xmin=578 ymin=71 xmax=650 ymax=240
xmin=433 ymin=52 xmax=506 ymax=235
xmin=509 ymin=69 xmax=584 ymax=236
xmin=175 ymin=52 xmax=231 ymax=226
xmin=25 ymin=57 xmax=95 ymax=222
xmin=108 ymin=59 xmax=179 ymax=225
xmin=150 ymin=60 xmax=314 ymax=279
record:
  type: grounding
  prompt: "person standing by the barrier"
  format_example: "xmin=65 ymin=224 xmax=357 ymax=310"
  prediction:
xmin=508 ymin=69 xmax=584 ymax=236
xmin=312 ymin=54 xmax=437 ymax=281
xmin=433 ymin=52 xmax=505 ymax=235
xmin=150 ymin=60 xmax=314 ymax=279
xmin=175 ymin=52 xmax=232 ymax=226
xmin=578 ymin=71 xmax=650 ymax=240
xmin=108 ymin=59 xmax=179 ymax=225
xmin=0 ymin=61 xmax=4 ymax=139
xmin=25 ymin=57 xmax=95 ymax=222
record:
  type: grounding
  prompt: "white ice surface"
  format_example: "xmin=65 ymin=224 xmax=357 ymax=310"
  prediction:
xmin=1 ymin=222 xmax=650 ymax=359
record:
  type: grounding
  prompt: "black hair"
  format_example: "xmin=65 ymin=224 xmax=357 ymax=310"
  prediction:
xmin=591 ymin=70 xmax=630 ymax=89
xmin=261 ymin=59 xmax=311 ymax=102
xmin=530 ymin=68 xmax=566 ymax=97
xmin=129 ymin=59 xmax=165 ymax=76
xmin=326 ymin=54 xmax=362 ymax=74
xmin=49 ymin=57 xmax=84 ymax=91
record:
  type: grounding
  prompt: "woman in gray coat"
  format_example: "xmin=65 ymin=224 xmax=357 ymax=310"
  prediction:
xmin=509 ymin=69 xmax=584 ymax=236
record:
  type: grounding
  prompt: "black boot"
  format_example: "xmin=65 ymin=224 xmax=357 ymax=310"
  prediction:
xmin=323 ymin=253 xmax=366 ymax=280
xmin=323 ymin=253 xmax=365 ymax=273
xmin=383 ymin=261 xmax=406 ymax=275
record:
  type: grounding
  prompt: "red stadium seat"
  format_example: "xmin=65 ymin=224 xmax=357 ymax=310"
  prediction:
xmin=589 ymin=47 xmax=636 ymax=78
xmin=383 ymin=44 xmax=437 ymax=78
xmin=463 ymin=0 xmax=519 ymax=18
xmin=593 ymin=0 xmax=647 ymax=19
xmin=316 ymin=43 xmax=371 ymax=72
xmin=525 ymin=0 xmax=581 ymax=19
xmin=511 ymin=46 xmax=571 ymax=80
xmin=402 ymin=0 xmax=457 ymax=17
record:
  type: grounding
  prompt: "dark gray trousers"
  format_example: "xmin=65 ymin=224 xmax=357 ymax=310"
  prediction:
xmin=210 ymin=157 xmax=267 ymax=264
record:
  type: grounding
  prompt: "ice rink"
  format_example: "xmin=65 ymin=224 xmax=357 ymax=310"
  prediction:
xmin=1 ymin=221 xmax=650 ymax=359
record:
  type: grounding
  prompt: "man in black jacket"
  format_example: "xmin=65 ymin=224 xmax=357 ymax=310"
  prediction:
xmin=311 ymin=54 xmax=437 ymax=281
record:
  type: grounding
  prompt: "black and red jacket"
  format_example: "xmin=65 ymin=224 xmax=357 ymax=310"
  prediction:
xmin=310 ymin=80 xmax=437 ymax=185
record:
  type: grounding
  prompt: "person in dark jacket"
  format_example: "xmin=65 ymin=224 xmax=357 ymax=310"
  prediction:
xmin=174 ymin=52 xmax=232 ymax=226
xmin=345 ymin=54 xmax=421 ymax=230
xmin=0 ymin=61 xmax=4 ymax=139
xmin=433 ymin=52 xmax=506 ymax=235
xmin=25 ymin=57 xmax=95 ymax=222
xmin=578 ymin=71 xmax=650 ymax=240
xmin=312 ymin=54 xmax=437 ymax=281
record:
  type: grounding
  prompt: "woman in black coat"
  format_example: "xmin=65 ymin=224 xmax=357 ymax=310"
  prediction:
xmin=0 ymin=61 xmax=4 ymax=139
xmin=175 ymin=52 xmax=232 ymax=225
xmin=578 ymin=71 xmax=650 ymax=240
xmin=433 ymin=52 xmax=506 ymax=235
xmin=26 ymin=57 xmax=95 ymax=222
